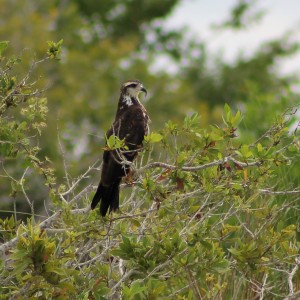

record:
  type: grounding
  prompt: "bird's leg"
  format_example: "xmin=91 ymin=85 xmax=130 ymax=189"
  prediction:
xmin=125 ymin=169 xmax=135 ymax=186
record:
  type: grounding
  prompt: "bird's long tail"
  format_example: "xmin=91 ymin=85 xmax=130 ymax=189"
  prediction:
xmin=91 ymin=181 xmax=120 ymax=216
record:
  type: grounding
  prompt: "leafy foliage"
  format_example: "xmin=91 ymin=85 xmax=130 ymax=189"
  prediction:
xmin=1 ymin=74 xmax=299 ymax=297
xmin=0 ymin=41 xmax=61 ymax=217
xmin=215 ymin=0 xmax=265 ymax=30
xmin=1 ymin=0 xmax=300 ymax=298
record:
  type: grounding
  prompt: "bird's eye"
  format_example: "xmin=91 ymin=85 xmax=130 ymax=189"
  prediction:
xmin=128 ymin=83 xmax=137 ymax=88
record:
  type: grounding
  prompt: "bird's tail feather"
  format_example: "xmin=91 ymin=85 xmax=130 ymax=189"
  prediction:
xmin=91 ymin=184 xmax=105 ymax=210
xmin=91 ymin=181 xmax=120 ymax=217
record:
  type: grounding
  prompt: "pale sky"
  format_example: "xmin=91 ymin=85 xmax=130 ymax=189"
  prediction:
xmin=163 ymin=0 xmax=300 ymax=75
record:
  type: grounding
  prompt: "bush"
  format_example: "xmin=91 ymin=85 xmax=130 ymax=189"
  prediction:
xmin=0 ymin=42 xmax=300 ymax=299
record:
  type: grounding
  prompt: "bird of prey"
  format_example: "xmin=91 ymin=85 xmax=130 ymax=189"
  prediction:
xmin=91 ymin=80 xmax=149 ymax=216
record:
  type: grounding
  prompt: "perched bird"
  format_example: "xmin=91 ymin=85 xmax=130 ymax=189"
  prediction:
xmin=91 ymin=80 xmax=149 ymax=216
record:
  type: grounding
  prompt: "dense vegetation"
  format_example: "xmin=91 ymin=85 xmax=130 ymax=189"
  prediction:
xmin=0 ymin=0 xmax=299 ymax=299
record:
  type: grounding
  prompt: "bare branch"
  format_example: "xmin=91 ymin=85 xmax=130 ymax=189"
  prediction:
xmin=136 ymin=156 xmax=261 ymax=174
xmin=259 ymin=189 xmax=300 ymax=195
xmin=286 ymin=256 xmax=300 ymax=298
xmin=60 ymin=160 xmax=99 ymax=198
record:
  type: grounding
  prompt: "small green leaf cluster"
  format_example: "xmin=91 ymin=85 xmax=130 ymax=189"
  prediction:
xmin=105 ymin=134 xmax=127 ymax=150
xmin=2 ymin=222 xmax=77 ymax=298
xmin=47 ymin=39 xmax=63 ymax=59
xmin=0 ymin=215 xmax=21 ymax=241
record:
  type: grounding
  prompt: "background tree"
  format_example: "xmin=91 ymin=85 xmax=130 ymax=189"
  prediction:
xmin=0 ymin=0 xmax=300 ymax=298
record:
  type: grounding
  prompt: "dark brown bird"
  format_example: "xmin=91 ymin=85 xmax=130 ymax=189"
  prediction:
xmin=91 ymin=80 xmax=149 ymax=216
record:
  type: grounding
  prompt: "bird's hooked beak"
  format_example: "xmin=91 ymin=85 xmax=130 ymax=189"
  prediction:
xmin=141 ymin=87 xmax=147 ymax=97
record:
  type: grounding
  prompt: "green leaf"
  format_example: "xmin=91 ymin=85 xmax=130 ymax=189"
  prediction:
xmin=211 ymin=259 xmax=230 ymax=274
xmin=144 ymin=132 xmax=163 ymax=143
xmin=228 ymin=248 xmax=242 ymax=257
xmin=183 ymin=112 xmax=200 ymax=129
xmin=232 ymin=110 xmax=243 ymax=126
xmin=129 ymin=280 xmax=147 ymax=297
xmin=236 ymin=144 xmax=253 ymax=159
xmin=11 ymin=257 xmax=32 ymax=276
xmin=224 ymin=103 xmax=232 ymax=124
xmin=45 ymin=264 xmax=66 ymax=276
xmin=130 ymin=218 xmax=141 ymax=227
xmin=10 ymin=249 xmax=28 ymax=260
xmin=93 ymin=282 xmax=110 ymax=298
xmin=200 ymin=240 xmax=213 ymax=250
xmin=110 ymin=249 xmax=126 ymax=258
xmin=176 ymin=152 xmax=187 ymax=166
xmin=257 ymin=143 xmax=263 ymax=152
xmin=105 ymin=134 xmax=125 ymax=150
xmin=47 ymin=39 xmax=63 ymax=59
xmin=0 ymin=41 xmax=9 ymax=56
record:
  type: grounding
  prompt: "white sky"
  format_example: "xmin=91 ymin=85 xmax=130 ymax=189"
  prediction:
xmin=163 ymin=0 xmax=300 ymax=75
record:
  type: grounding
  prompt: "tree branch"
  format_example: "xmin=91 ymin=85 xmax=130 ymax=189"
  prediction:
xmin=286 ymin=256 xmax=300 ymax=298
xmin=136 ymin=156 xmax=261 ymax=173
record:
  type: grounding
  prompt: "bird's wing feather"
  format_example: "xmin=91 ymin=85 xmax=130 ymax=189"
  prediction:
xmin=116 ymin=106 xmax=148 ymax=148
xmin=100 ymin=106 xmax=148 ymax=186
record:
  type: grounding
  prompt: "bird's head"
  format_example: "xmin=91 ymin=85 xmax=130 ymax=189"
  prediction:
xmin=121 ymin=80 xmax=147 ymax=99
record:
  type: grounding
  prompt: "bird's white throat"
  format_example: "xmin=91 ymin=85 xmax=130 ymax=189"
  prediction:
xmin=123 ymin=95 xmax=133 ymax=106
